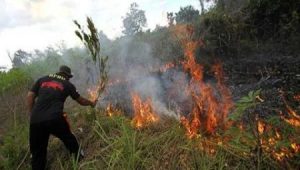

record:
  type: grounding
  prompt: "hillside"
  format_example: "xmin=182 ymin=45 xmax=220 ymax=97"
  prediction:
xmin=1 ymin=0 xmax=300 ymax=169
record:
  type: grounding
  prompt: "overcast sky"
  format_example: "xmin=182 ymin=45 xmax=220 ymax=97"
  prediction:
xmin=0 ymin=0 xmax=202 ymax=68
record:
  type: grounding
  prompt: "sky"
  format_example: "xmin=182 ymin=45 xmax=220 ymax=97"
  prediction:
xmin=0 ymin=0 xmax=202 ymax=68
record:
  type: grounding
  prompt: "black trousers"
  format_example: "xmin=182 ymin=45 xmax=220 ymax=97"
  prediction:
xmin=30 ymin=117 xmax=79 ymax=170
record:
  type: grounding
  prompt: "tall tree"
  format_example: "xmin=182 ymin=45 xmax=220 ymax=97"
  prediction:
xmin=167 ymin=12 xmax=175 ymax=26
xmin=199 ymin=0 xmax=205 ymax=14
xmin=175 ymin=6 xmax=200 ymax=24
xmin=9 ymin=50 xmax=32 ymax=68
xmin=122 ymin=3 xmax=147 ymax=36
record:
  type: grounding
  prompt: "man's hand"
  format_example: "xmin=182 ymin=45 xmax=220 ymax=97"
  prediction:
xmin=90 ymin=99 xmax=98 ymax=108
xmin=76 ymin=96 xmax=98 ymax=107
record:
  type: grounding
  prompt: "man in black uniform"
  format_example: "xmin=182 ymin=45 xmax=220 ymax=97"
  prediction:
xmin=27 ymin=65 xmax=97 ymax=170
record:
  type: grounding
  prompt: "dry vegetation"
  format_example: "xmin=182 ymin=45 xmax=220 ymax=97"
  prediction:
xmin=1 ymin=0 xmax=300 ymax=169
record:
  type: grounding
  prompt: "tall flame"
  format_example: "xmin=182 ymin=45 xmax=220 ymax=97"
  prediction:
xmin=174 ymin=25 xmax=233 ymax=137
xmin=131 ymin=92 xmax=159 ymax=128
xmin=180 ymin=108 xmax=201 ymax=139
xmin=212 ymin=62 xmax=234 ymax=128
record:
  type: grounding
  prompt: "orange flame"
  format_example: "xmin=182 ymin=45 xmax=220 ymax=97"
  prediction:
xmin=131 ymin=92 xmax=159 ymax=128
xmin=180 ymin=108 xmax=201 ymax=139
xmin=87 ymin=85 xmax=100 ymax=101
xmin=257 ymin=120 xmax=265 ymax=134
xmin=174 ymin=25 xmax=233 ymax=137
xmin=256 ymin=118 xmax=299 ymax=161
xmin=87 ymin=81 xmax=106 ymax=101
xmin=281 ymin=105 xmax=300 ymax=127
xmin=291 ymin=143 xmax=300 ymax=153
xmin=106 ymin=103 xmax=122 ymax=117
xmin=279 ymin=91 xmax=300 ymax=127
xmin=212 ymin=62 xmax=234 ymax=129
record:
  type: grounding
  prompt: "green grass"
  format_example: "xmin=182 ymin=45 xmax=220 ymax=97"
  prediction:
xmin=0 ymin=122 xmax=30 ymax=170
xmin=0 ymin=109 xmax=299 ymax=170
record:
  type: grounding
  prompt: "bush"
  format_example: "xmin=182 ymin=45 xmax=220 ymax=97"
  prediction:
xmin=0 ymin=69 xmax=31 ymax=95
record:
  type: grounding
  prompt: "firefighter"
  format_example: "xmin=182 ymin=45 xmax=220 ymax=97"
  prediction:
xmin=27 ymin=65 xmax=97 ymax=170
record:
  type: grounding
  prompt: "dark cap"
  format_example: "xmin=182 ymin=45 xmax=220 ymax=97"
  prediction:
xmin=59 ymin=65 xmax=73 ymax=78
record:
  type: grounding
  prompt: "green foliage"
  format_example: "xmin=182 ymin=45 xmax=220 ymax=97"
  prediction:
xmin=22 ymin=49 xmax=60 ymax=79
xmin=229 ymin=89 xmax=261 ymax=121
xmin=150 ymin=27 xmax=183 ymax=62
xmin=1 ymin=108 xmax=298 ymax=169
xmin=0 ymin=69 xmax=31 ymax=94
xmin=88 ymin=114 xmax=265 ymax=169
xmin=226 ymin=90 xmax=262 ymax=168
xmin=92 ymin=116 xmax=141 ymax=169
xmin=16 ymin=46 xmax=89 ymax=82
xmin=246 ymin=0 xmax=300 ymax=41
xmin=1 ymin=1 xmax=300 ymax=169
xmin=190 ymin=0 xmax=300 ymax=58
xmin=122 ymin=3 xmax=147 ymax=36
xmin=195 ymin=9 xmax=247 ymax=58
xmin=175 ymin=5 xmax=200 ymax=24
xmin=0 ymin=123 xmax=30 ymax=170
xmin=74 ymin=18 xmax=100 ymax=62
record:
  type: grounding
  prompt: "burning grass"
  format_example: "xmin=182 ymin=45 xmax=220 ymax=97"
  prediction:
xmin=74 ymin=114 xmax=255 ymax=169
xmin=64 ymin=24 xmax=299 ymax=169
xmin=53 ymin=109 xmax=300 ymax=169
xmin=131 ymin=92 xmax=159 ymax=128
xmin=1 ymin=102 xmax=299 ymax=170
xmin=2 ymin=24 xmax=299 ymax=170
xmin=175 ymin=25 xmax=233 ymax=138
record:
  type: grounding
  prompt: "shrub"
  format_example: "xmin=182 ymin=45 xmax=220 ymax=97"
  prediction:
xmin=0 ymin=69 xmax=31 ymax=95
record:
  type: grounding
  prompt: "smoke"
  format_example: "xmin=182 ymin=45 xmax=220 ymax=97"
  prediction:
xmin=20 ymin=31 xmax=193 ymax=119
xmin=132 ymin=76 xmax=175 ymax=117
xmin=96 ymin=36 xmax=190 ymax=118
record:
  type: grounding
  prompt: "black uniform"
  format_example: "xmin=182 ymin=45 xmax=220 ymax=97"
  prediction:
xmin=29 ymin=73 xmax=80 ymax=170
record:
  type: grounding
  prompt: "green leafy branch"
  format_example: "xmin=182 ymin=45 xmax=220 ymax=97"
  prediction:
xmin=229 ymin=89 xmax=261 ymax=121
xmin=74 ymin=17 xmax=109 ymax=101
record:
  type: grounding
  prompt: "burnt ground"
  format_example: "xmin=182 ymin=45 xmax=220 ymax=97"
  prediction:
xmin=100 ymin=55 xmax=300 ymax=119
xmin=224 ymin=55 xmax=300 ymax=97
xmin=223 ymin=55 xmax=300 ymax=121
